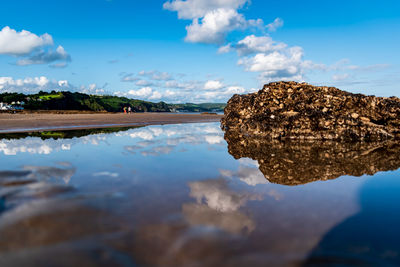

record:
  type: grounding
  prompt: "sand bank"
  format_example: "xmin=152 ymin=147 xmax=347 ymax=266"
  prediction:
xmin=0 ymin=113 xmax=223 ymax=133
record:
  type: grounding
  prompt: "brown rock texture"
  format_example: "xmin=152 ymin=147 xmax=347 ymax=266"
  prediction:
xmin=224 ymin=131 xmax=400 ymax=185
xmin=221 ymin=81 xmax=400 ymax=141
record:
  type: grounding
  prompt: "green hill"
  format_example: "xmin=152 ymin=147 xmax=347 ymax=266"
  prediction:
xmin=0 ymin=91 xmax=226 ymax=112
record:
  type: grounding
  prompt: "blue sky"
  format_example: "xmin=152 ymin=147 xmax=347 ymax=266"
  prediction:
xmin=0 ymin=0 xmax=399 ymax=103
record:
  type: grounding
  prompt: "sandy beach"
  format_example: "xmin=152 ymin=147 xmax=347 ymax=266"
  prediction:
xmin=0 ymin=112 xmax=223 ymax=133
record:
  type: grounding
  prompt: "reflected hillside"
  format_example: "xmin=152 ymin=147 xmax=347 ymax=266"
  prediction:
xmin=224 ymin=131 xmax=400 ymax=186
xmin=0 ymin=126 xmax=141 ymax=140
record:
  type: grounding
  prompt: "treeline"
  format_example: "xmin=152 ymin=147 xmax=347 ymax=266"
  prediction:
xmin=0 ymin=91 xmax=225 ymax=112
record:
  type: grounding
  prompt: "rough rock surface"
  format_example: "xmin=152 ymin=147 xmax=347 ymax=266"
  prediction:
xmin=224 ymin=131 xmax=400 ymax=185
xmin=221 ymin=81 xmax=400 ymax=141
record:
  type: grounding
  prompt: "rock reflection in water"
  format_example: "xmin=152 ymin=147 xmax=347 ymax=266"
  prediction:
xmin=305 ymin=174 xmax=400 ymax=266
xmin=224 ymin=131 xmax=400 ymax=185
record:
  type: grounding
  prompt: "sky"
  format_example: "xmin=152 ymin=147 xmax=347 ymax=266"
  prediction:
xmin=0 ymin=0 xmax=399 ymax=103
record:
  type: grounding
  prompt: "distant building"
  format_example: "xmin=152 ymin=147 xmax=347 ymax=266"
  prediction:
xmin=0 ymin=102 xmax=11 ymax=110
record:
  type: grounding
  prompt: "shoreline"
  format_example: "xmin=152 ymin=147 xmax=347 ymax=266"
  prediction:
xmin=0 ymin=113 xmax=223 ymax=133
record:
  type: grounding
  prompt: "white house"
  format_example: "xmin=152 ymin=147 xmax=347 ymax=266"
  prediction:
xmin=0 ymin=102 xmax=11 ymax=110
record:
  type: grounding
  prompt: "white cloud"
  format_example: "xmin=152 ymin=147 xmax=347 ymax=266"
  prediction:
xmin=225 ymin=86 xmax=245 ymax=94
xmin=204 ymin=80 xmax=224 ymax=90
xmin=0 ymin=76 xmax=50 ymax=92
xmin=0 ymin=76 xmax=109 ymax=96
xmin=185 ymin=8 xmax=247 ymax=44
xmin=149 ymin=91 xmax=162 ymax=100
xmin=266 ymin=17 xmax=284 ymax=32
xmin=78 ymin=83 xmax=108 ymax=95
xmin=164 ymin=0 xmax=262 ymax=44
xmin=16 ymin=45 xmax=71 ymax=66
xmin=58 ymin=80 xmax=69 ymax=87
xmin=238 ymin=46 xmax=313 ymax=82
xmin=0 ymin=26 xmax=70 ymax=67
xmin=117 ymin=70 xmax=248 ymax=103
xmin=128 ymin=87 xmax=153 ymax=98
xmin=234 ymin=34 xmax=287 ymax=56
xmin=0 ymin=26 xmax=53 ymax=56
xmin=163 ymin=0 xmax=249 ymax=19
xmin=217 ymin=43 xmax=231 ymax=53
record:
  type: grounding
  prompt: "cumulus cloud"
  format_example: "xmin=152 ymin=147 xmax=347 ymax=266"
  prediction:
xmin=164 ymin=0 xmax=262 ymax=44
xmin=238 ymin=46 xmax=312 ymax=82
xmin=149 ymin=90 xmax=162 ymax=100
xmin=217 ymin=43 xmax=232 ymax=54
xmin=127 ymin=87 xmax=153 ymax=98
xmin=0 ymin=76 xmax=107 ymax=96
xmin=0 ymin=76 xmax=50 ymax=92
xmin=163 ymin=0 xmax=249 ymax=20
xmin=0 ymin=26 xmax=53 ymax=55
xmin=16 ymin=45 xmax=71 ymax=66
xmin=79 ymin=83 xmax=106 ymax=95
xmin=117 ymin=68 xmax=248 ymax=102
xmin=185 ymin=8 xmax=247 ymax=44
xmin=0 ymin=26 xmax=70 ymax=67
xmin=164 ymin=1 xmax=323 ymax=83
xmin=266 ymin=17 xmax=284 ymax=32
xmin=204 ymin=80 xmax=224 ymax=90
xmin=234 ymin=34 xmax=287 ymax=56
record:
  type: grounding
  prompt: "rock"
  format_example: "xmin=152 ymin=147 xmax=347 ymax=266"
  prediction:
xmin=224 ymin=131 xmax=400 ymax=185
xmin=221 ymin=81 xmax=400 ymax=141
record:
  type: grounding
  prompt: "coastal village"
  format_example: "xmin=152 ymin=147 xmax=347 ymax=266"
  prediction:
xmin=0 ymin=101 xmax=24 ymax=111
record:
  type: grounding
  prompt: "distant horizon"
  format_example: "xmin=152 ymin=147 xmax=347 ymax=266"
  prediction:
xmin=0 ymin=0 xmax=399 ymax=103
xmin=2 ymin=79 xmax=400 ymax=105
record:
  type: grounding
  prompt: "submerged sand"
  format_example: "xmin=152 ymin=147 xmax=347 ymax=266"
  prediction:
xmin=0 ymin=113 xmax=223 ymax=133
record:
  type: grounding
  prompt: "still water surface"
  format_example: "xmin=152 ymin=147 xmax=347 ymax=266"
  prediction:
xmin=0 ymin=122 xmax=399 ymax=266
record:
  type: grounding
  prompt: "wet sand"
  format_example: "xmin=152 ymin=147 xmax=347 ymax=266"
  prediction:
xmin=0 ymin=113 xmax=223 ymax=133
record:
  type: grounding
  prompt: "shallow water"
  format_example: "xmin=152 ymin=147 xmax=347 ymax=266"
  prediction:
xmin=0 ymin=122 xmax=399 ymax=266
